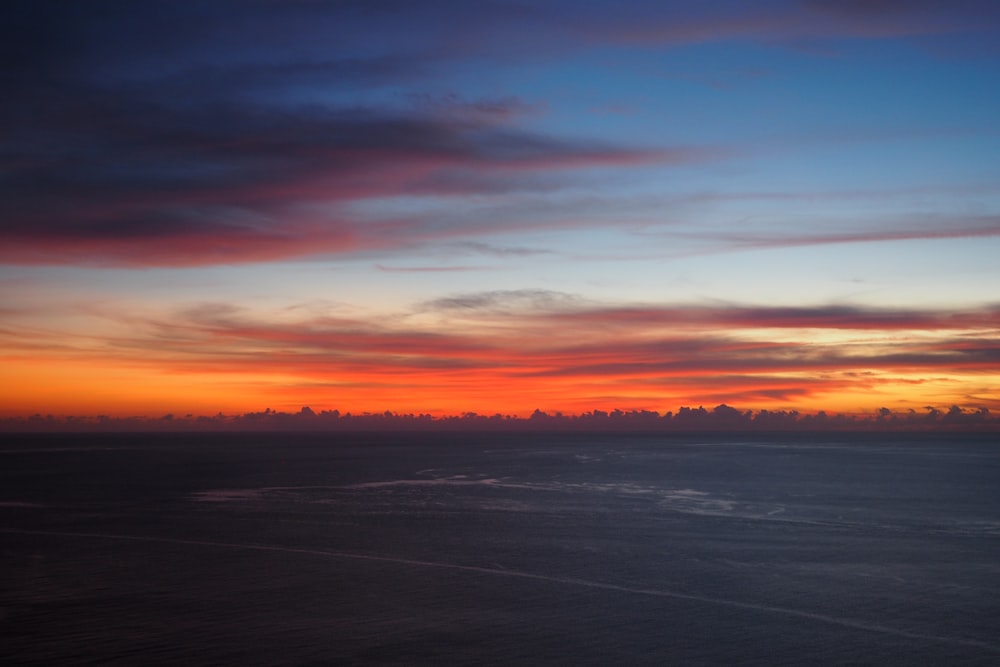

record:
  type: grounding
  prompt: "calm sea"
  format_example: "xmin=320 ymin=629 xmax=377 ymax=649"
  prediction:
xmin=2 ymin=432 xmax=998 ymax=665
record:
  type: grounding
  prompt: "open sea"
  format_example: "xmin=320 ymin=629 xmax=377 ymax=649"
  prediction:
xmin=2 ymin=431 xmax=999 ymax=665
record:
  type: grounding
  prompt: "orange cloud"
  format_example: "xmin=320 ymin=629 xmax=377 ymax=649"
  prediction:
xmin=3 ymin=300 xmax=997 ymax=419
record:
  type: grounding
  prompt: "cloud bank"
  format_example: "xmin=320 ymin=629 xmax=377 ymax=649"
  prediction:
xmin=4 ymin=297 xmax=996 ymax=418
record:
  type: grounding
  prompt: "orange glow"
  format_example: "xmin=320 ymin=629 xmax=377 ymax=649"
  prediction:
xmin=2 ymin=301 xmax=998 ymax=422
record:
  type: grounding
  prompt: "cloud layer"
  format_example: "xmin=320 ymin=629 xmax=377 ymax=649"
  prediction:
xmin=4 ymin=296 xmax=996 ymax=417
xmin=4 ymin=1 xmax=997 ymax=265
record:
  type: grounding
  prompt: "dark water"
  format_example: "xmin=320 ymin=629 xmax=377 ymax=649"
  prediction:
xmin=2 ymin=432 xmax=999 ymax=665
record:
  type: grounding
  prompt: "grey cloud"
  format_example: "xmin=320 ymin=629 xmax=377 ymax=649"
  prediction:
xmin=452 ymin=241 xmax=554 ymax=257
xmin=424 ymin=289 xmax=582 ymax=313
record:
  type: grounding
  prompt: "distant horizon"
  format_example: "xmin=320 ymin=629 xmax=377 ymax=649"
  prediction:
xmin=4 ymin=403 xmax=998 ymax=433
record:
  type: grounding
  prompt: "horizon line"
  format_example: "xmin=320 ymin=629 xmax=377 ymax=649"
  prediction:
xmin=3 ymin=403 xmax=997 ymax=434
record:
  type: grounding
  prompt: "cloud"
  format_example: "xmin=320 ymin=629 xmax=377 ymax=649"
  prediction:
xmin=0 ymin=93 xmax=687 ymax=266
xmin=451 ymin=241 xmax=554 ymax=257
xmin=375 ymin=264 xmax=495 ymax=273
xmin=0 ymin=124 xmax=684 ymax=266
xmin=6 ymin=400 xmax=998 ymax=432
xmin=626 ymin=213 xmax=1000 ymax=259
xmin=542 ymin=303 xmax=1000 ymax=331
xmin=719 ymin=216 xmax=1000 ymax=250
xmin=406 ymin=93 xmax=541 ymax=122
xmin=11 ymin=298 xmax=994 ymax=407
xmin=578 ymin=0 xmax=1000 ymax=46
xmin=2 ymin=1 xmax=996 ymax=267
xmin=5 ymin=2 xmax=726 ymax=267
xmin=423 ymin=289 xmax=583 ymax=313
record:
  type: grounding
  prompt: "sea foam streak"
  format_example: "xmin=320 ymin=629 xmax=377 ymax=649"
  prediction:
xmin=4 ymin=527 xmax=997 ymax=654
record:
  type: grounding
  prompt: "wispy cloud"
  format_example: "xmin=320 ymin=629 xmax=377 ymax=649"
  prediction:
xmin=622 ymin=213 xmax=1000 ymax=260
xmin=540 ymin=303 xmax=1000 ymax=331
xmin=451 ymin=241 xmax=555 ymax=258
xmin=576 ymin=0 xmax=1000 ymax=46
xmin=0 ymin=95 xmax=697 ymax=266
xmin=375 ymin=264 xmax=496 ymax=273
xmin=5 ymin=1 xmax=993 ymax=267
xmin=717 ymin=216 xmax=1000 ymax=250
xmin=7 ymin=298 xmax=995 ymax=415
xmin=6 ymin=1 xmax=745 ymax=268
xmin=422 ymin=289 xmax=584 ymax=313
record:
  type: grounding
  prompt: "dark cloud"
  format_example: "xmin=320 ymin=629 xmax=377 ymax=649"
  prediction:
xmin=2 ymin=1 xmax=995 ymax=265
xmin=0 ymin=95 xmax=673 ymax=264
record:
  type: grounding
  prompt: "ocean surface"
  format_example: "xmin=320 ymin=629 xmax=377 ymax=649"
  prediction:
xmin=2 ymin=431 xmax=999 ymax=665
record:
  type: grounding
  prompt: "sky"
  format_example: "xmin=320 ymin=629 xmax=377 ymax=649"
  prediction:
xmin=1 ymin=0 xmax=999 ymax=422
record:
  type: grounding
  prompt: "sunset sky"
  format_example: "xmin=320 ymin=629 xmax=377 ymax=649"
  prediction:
xmin=2 ymin=1 xmax=999 ymax=420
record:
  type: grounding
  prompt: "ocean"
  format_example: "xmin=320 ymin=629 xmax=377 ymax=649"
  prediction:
xmin=2 ymin=432 xmax=998 ymax=665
